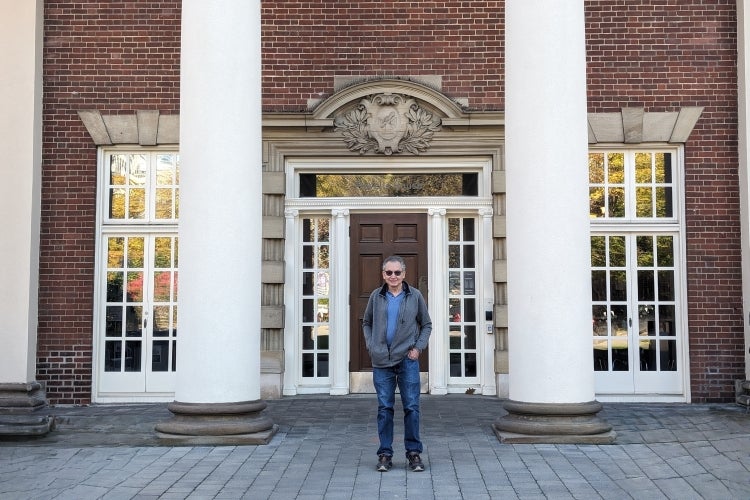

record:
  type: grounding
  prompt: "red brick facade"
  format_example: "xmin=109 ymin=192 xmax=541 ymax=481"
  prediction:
xmin=42 ymin=2 xmax=181 ymax=404
xmin=40 ymin=1 xmax=742 ymax=403
xmin=586 ymin=0 xmax=742 ymax=401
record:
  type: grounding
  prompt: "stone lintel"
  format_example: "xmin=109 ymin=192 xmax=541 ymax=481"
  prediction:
xmin=588 ymin=107 xmax=703 ymax=145
xmin=670 ymin=106 xmax=704 ymax=143
xmin=493 ymin=399 xmax=616 ymax=445
xmin=156 ymin=114 xmax=180 ymax=144
xmin=78 ymin=110 xmax=112 ymax=145
xmin=102 ymin=114 xmax=139 ymax=144
xmin=136 ymin=110 xmax=159 ymax=145
xmin=79 ymin=110 xmax=180 ymax=146
xmin=621 ymin=107 xmax=644 ymax=143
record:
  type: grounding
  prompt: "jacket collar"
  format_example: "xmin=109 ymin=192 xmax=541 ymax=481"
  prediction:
xmin=379 ymin=281 xmax=411 ymax=297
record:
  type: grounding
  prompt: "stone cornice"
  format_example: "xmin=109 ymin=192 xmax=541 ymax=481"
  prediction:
xmin=77 ymin=105 xmax=702 ymax=147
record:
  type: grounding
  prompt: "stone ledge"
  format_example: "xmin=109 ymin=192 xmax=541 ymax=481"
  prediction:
xmin=735 ymin=379 xmax=750 ymax=410
xmin=0 ymin=414 xmax=55 ymax=437
xmin=494 ymin=428 xmax=617 ymax=445
xmin=156 ymin=425 xmax=278 ymax=445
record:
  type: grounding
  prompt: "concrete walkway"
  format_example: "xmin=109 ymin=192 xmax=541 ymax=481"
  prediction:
xmin=1 ymin=395 xmax=749 ymax=499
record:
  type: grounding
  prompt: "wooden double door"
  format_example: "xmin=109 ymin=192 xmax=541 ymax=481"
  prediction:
xmin=349 ymin=213 xmax=429 ymax=373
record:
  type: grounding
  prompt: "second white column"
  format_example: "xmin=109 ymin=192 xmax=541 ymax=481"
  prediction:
xmin=155 ymin=0 xmax=276 ymax=444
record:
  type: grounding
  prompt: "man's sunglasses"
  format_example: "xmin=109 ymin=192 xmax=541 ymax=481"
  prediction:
xmin=383 ymin=270 xmax=403 ymax=276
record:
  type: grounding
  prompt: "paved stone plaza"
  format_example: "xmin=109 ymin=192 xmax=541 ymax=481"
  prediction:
xmin=1 ymin=395 xmax=749 ymax=499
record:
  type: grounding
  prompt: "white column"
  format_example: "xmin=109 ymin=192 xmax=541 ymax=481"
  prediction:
xmin=737 ymin=0 xmax=750 ymax=398
xmin=156 ymin=0 xmax=275 ymax=443
xmin=330 ymin=208 xmax=350 ymax=395
xmin=495 ymin=0 xmax=613 ymax=442
xmin=0 ymin=0 xmax=51 ymax=436
xmin=428 ymin=208 xmax=448 ymax=395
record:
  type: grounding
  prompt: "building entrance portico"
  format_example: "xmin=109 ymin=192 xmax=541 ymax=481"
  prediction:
xmin=281 ymin=156 xmax=497 ymax=398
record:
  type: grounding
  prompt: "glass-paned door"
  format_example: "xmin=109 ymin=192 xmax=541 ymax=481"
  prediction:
xmin=301 ymin=217 xmax=331 ymax=380
xmin=591 ymin=233 xmax=682 ymax=394
xmin=99 ymin=233 xmax=178 ymax=393
xmin=448 ymin=217 xmax=479 ymax=382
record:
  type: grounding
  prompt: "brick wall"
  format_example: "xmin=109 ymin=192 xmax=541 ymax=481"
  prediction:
xmin=40 ymin=1 xmax=742 ymax=403
xmin=261 ymin=1 xmax=503 ymax=111
xmin=585 ymin=0 xmax=742 ymax=402
xmin=41 ymin=1 xmax=181 ymax=404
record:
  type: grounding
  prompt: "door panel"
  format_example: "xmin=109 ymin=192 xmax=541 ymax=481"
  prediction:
xmin=350 ymin=213 xmax=428 ymax=372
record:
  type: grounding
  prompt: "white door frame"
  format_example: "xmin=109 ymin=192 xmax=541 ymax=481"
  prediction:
xmin=282 ymin=157 xmax=495 ymax=396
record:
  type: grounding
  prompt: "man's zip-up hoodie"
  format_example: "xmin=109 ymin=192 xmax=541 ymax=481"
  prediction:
xmin=362 ymin=281 xmax=432 ymax=368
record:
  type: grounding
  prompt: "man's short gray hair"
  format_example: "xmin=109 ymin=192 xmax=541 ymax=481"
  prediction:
xmin=382 ymin=255 xmax=406 ymax=270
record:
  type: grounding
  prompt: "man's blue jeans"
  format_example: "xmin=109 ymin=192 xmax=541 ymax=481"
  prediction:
xmin=373 ymin=357 xmax=422 ymax=457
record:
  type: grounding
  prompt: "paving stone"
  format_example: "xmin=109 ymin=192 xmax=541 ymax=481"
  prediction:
xmin=1 ymin=396 xmax=750 ymax=499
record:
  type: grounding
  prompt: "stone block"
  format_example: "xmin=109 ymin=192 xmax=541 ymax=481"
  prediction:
xmin=262 ymin=261 xmax=284 ymax=283
xmin=261 ymin=306 xmax=284 ymax=329
xmin=263 ymin=217 xmax=284 ymax=239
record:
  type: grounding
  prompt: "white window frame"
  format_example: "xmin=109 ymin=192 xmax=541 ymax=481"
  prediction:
xmin=93 ymin=146 xmax=179 ymax=403
xmin=590 ymin=146 xmax=691 ymax=402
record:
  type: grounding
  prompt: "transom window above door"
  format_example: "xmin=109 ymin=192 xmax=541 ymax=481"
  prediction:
xmin=299 ymin=172 xmax=479 ymax=197
xmin=589 ymin=151 xmax=675 ymax=220
xmin=105 ymin=152 xmax=180 ymax=222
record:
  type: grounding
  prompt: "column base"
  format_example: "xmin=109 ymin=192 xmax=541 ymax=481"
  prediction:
xmin=155 ymin=400 xmax=278 ymax=445
xmin=736 ymin=379 xmax=750 ymax=410
xmin=0 ymin=382 xmax=54 ymax=437
xmin=493 ymin=399 xmax=616 ymax=444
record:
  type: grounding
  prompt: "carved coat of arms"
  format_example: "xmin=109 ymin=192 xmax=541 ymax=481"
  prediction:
xmin=334 ymin=93 xmax=442 ymax=155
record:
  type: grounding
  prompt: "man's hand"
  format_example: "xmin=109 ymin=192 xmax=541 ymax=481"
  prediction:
xmin=407 ymin=348 xmax=420 ymax=360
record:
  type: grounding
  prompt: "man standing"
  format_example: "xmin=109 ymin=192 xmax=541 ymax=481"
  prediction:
xmin=363 ymin=255 xmax=432 ymax=472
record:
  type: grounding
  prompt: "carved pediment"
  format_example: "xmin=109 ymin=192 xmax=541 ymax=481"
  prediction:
xmin=312 ymin=79 xmax=466 ymax=155
xmin=334 ymin=93 xmax=442 ymax=155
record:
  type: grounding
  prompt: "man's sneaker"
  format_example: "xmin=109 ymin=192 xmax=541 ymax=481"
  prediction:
xmin=376 ymin=454 xmax=392 ymax=472
xmin=407 ymin=451 xmax=424 ymax=472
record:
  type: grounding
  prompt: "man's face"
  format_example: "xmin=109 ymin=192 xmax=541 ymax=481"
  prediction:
xmin=382 ymin=262 xmax=405 ymax=287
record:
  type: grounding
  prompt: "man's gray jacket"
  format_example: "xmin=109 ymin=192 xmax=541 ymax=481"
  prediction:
xmin=362 ymin=281 xmax=432 ymax=368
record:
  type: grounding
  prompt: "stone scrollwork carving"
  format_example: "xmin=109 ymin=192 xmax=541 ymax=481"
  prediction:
xmin=334 ymin=93 xmax=442 ymax=155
